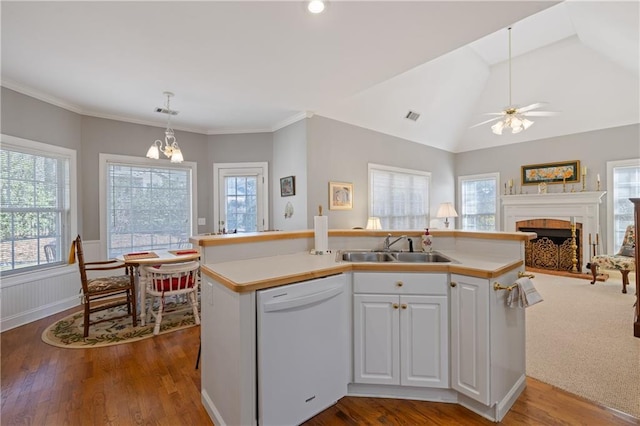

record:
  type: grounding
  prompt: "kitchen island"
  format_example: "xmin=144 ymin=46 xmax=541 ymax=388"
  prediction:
xmin=194 ymin=230 xmax=535 ymax=425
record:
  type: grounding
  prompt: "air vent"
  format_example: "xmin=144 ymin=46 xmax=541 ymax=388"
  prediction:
xmin=154 ymin=107 xmax=179 ymax=115
xmin=405 ymin=110 xmax=420 ymax=121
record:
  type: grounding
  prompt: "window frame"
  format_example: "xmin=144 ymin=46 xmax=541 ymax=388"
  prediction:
xmin=606 ymin=158 xmax=640 ymax=253
xmin=0 ymin=134 xmax=78 ymax=277
xmin=457 ymin=172 xmax=500 ymax=231
xmin=99 ymin=153 xmax=198 ymax=259
xmin=368 ymin=163 xmax=431 ymax=230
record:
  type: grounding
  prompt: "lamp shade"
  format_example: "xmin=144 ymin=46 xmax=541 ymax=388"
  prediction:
xmin=365 ymin=217 xmax=382 ymax=230
xmin=436 ymin=202 xmax=458 ymax=219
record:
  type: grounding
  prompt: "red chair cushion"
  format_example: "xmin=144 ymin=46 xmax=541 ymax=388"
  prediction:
xmin=154 ymin=275 xmax=195 ymax=291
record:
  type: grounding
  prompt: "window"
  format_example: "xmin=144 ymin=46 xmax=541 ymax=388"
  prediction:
xmin=100 ymin=154 xmax=197 ymax=259
xmin=1 ymin=135 xmax=76 ymax=275
xmin=369 ymin=163 xmax=430 ymax=230
xmin=213 ymin=162 xmax=268 ymax=233
xmin=458 ymin=173 xmax=499 ymax=231
xmin=607 ymin=158 xmax=640 ymax=251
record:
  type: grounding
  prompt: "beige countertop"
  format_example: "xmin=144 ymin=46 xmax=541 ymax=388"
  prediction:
xmin=201 ymin=250 xmax=523 ymax=293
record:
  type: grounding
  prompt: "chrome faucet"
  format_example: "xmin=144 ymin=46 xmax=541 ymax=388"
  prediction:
xmin=383 ymin=234 xmax=408 ymax=251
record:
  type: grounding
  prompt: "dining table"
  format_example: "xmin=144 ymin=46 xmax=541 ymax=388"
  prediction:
xmin=117 ymin=248 xmax=201 ymax=326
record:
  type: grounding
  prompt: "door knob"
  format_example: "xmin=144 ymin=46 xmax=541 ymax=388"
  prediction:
xmin=450 ymin=282 xmax=457 ymax=288
xmin=401 ymin=304 xmax=407 ymax=309
xmin=392 ymin=303 xmax=399 ymax=309
xmin=396 ymin=281 xmax=403 ymax=287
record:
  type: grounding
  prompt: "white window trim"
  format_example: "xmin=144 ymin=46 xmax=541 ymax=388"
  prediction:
xmin=457 ymin=172 xmax=500 ymax=231
xmin=606 ymin=158 xmax=640 ymax=252
xmin=99 ymin=154 xmax=198 ymax=259
xmin=213 ymin=162 xmax=269 ymax=232
xmin=0 ymin=134 xmax=78 ymax=283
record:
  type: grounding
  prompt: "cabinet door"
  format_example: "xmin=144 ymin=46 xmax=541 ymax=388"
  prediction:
xmin=353 ymin=294 xmax=400 ymax=385
xmin=400 ymin=295 xmax=449 ymax=388
xmin=450 ymin=274 xmax=490 ymax=405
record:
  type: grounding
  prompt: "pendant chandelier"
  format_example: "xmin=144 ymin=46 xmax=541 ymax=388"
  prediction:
xmin=146 ymin=91 xmax=184 ymax=163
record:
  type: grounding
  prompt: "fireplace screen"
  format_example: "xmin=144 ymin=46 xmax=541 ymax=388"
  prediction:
xmin=518 ymin=219 xmax=582 ymax=272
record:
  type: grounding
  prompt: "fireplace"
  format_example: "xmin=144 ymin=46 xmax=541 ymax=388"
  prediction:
xmin=517 ymin=219 xmax=582 ymax=272
xmin=502 ymin=191 xmax=605 ymax=273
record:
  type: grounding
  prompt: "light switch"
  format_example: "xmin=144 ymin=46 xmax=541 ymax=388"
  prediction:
xmin=198 ymin=217 xmax=206 ymax=226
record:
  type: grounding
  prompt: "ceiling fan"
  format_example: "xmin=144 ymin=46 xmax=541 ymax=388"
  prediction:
xmin=471 ymin=27 xmax=559 ymax=135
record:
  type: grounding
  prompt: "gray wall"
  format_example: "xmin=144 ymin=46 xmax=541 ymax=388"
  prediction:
xmin=81 ymin=116 xmax=209 ymax=240
xmin=455 ymin=123 xmax=640 ymax=243
xmin=273 ymin=120 xmax=307 ymax=231
xmin=4 ymin=87 xmax=639 ymax=242
xmin=307 ymin=116 xmax=456 ymax=229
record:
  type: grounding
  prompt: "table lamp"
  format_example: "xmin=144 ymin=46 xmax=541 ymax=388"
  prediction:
xmin=436 ymin=202 xmax=458 ymax=229
xmin=365 ymin=217 xmax=382 ymax=230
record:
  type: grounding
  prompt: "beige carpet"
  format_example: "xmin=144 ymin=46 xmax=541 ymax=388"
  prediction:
xmin=526 ymin=272 xmax=640 ymax=419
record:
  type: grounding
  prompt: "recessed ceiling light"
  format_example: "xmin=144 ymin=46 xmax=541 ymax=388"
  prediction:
xmin=308 ymin=0 xmax=325 ymax=14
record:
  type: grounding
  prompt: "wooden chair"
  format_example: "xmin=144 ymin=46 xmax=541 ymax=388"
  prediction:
xmin=72 ymin=235 xmax=137 ymax=337
xmin=141 ymin=261 xmax=200 ymax=335
xmin=590 ymin=224 xmax=636 ymax=294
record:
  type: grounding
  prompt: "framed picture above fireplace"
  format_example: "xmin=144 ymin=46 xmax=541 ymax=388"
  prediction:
xmin=521 ymin=160 xmax=580 ymax=185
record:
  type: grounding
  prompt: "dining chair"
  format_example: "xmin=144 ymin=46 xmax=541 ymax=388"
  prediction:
xmin=141 ymin=261 xmax=201 ymax=335
xmin=71 ymin=235 xmax=138 ymax=337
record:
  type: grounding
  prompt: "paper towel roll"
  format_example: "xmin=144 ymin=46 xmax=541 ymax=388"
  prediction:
xmin=314 ymin=215 xmax=328 ymax=254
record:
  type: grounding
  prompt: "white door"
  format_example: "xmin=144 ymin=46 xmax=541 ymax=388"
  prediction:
xmin=353 ymin=294 xmax=400 ymax=385
xmin=450 ymin=274 xmax=490 ymax=404
xmin=400 ymin=295 xmax=449 ymax=388
xmin=213 ymin=162 xmax=269 ymax=233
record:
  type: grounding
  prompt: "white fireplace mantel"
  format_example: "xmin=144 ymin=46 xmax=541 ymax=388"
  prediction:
xmin=502 ymin=191 xmax=606 ymax=271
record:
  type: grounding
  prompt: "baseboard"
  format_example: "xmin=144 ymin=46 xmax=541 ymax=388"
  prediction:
xmin=201 ymin=390 xmax=224 ymax=426
xmin=495 ymin=374 xmax=527 ymax=421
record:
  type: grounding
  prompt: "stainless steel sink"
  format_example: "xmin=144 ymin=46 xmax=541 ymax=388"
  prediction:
xmin=339 ymin=250 xmax=455 ymax=263
xmin=389 ymin=252 xmax=453 ymax=263
xmin=341 ymin=251 xmax=396 ymax=262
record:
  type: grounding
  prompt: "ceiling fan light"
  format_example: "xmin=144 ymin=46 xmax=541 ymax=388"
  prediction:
xmin=511 ymin=125 xmax=523 ymax=134
xmin=510 ymin=116 xmax=523 ymax=128
xmin=522 ymin=118 xmax=534 ymax=129
xmin=491 ymin=121 xmax=504 ymax=135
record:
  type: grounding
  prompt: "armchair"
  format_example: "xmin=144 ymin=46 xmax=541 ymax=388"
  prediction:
xmin=589 ymin=225 xmax=635 ymax=294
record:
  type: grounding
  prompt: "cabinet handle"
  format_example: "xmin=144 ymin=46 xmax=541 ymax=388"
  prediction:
xmin=401 ymin=304 xmax=407 ymax=309
xmin=396 ymin=281 xmax=403 ymax=287
xmin=392 ymin=303 xmax=399 ymax=309
xmin=450 ymin=282 xmax=457 ymax=288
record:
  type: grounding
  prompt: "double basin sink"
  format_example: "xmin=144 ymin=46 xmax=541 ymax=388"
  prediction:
xmin=339 ymin=250 xmax=455 ymax=263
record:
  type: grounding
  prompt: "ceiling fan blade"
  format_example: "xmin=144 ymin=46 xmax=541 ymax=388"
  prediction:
xmin=523 ymin=111 xmax=560 ymax=117
xmin=469 ymin=116 xmax=502 ymax=128
xmin=480 ymin=112 xmax=505 ymax=116
xmin=517 ymin=102 xmax=548 ymax=113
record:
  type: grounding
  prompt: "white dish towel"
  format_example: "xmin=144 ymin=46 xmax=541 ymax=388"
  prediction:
xmin=507 ymin=277 xmax=543 ymax=308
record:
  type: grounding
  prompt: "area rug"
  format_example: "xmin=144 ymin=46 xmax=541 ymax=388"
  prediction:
xmin=42 ymin=303 xmax=199 ymax=348
xmin=526 ymin=273 xmax=639 ymax=419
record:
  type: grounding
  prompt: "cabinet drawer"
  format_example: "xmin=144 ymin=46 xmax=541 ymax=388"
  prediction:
xmin=353 ymin=272 xmax=448 ymax=295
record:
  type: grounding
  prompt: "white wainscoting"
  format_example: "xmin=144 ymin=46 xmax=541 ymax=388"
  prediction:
xmin=1 ymin=240 xmax=102 ymax=332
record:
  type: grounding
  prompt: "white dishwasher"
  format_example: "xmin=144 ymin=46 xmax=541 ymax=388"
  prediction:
xmin=257 ymin=274 xmax=348 ymax=426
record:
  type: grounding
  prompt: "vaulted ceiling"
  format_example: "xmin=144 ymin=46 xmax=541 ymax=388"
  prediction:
xmin=2 ymin=1 xmax=638 ymax=153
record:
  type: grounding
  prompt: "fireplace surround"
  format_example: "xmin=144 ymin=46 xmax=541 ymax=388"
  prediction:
xmin=502 ymin=191 xmax=606 ymax=273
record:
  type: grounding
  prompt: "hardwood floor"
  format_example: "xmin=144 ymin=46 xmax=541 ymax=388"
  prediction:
xmin=2 ymin=306 xmax=638 ymax=425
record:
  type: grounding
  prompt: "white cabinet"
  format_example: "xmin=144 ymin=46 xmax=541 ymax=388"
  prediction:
xmin=449 ymin=270 xmax=526 ymax=420
xmin=449 ymin=274 xmax=490 ymax=404
xmin=353 ymin=272 xmax=448 ymax=388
